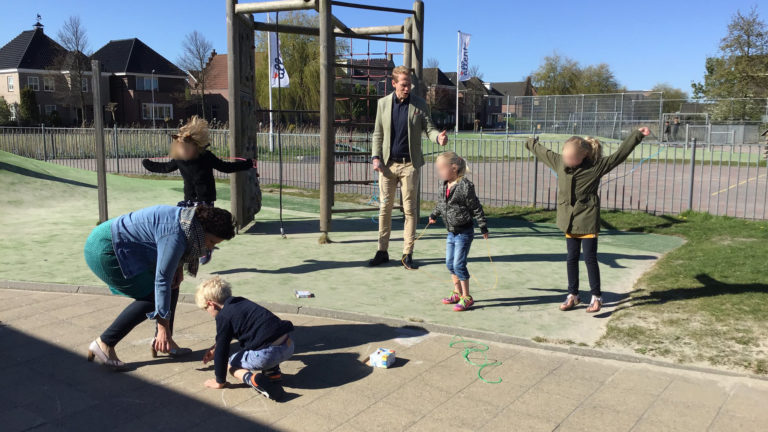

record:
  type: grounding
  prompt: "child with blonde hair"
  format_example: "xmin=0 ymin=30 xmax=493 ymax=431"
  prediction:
xmin=428 ymin=152 xmax=488 ymax=312
xmin=196 ymin=277 xmax=294 ymax=392
xmin=525 ymin=127 xmax=650 ymax=312
xmin=143 ymin=116 xmax=254 ymax=263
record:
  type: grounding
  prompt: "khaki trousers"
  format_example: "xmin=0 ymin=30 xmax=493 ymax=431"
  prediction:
xmin=377 ymin=161 xmax=419 ymax=255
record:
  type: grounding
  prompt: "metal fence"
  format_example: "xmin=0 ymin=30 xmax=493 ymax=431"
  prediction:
xmin=1 ymin=126 xmax=766 ymax=220
xmin=504 ymin=94 xmax=768 ymax=144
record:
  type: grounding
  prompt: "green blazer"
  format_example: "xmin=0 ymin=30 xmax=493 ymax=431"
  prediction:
xmin=372 ymin=92 xmax=441 ymax=168
xmin=525 ymin=130 xmax=645 ymax=235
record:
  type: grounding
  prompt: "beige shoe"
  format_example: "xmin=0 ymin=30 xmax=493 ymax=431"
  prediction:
xmin=559 ymin=294 xmax=580 ymax=311
xmin=87 ymin=340 xmax=126 ymax=369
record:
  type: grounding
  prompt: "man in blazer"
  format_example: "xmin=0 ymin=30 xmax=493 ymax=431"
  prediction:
xmin=369 ymin=65 xmax=448 ymax=268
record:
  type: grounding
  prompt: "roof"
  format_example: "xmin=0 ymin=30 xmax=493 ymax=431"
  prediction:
xmin=91 ymin=38 xmax=184 ymax=76
xmin=491 ymin=80 xmax=534 ymax=98
xmin=445 ymin=73 xmax=500 ymax=96
xmin=205 ymin=54 xmax=228 ymax=89
xmin=423 ymin=67 xmax=454 ymax=87
xmin=0 ymin=28 xmax=66 ymax=70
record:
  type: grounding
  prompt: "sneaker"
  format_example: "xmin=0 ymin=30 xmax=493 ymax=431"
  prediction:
xmin=586 ymin=296 xmax=602 ymax=313
xmin=560 ymin=294 xmax=580 ymax=311
xmin=199 ymin=249 xmax=213 ymax=265
xmin=368 ymin=250 xmax=389 ymax=267
xmin=442 ymin=291 xmax=461 ymax=304
xmin=453 ymin=296 xmax=474 ymax=312
xmin=263 ymin=366 xmax=283 ymax=382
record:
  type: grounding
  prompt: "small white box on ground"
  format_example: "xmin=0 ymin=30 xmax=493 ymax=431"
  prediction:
xmin=369 ymin=348 xmax=396 ymax=368
xmin=295 ymin=290 xmax=314 ymax=298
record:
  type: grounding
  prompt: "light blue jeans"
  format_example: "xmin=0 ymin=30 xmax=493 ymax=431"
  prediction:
xmin=228 ymin=336 xmax=295 ymax=371
xmin=446 ymin=227 xmax=474 ymax=281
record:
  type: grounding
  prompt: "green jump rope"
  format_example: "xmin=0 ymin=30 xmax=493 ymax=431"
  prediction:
xmin=449 ymin=336 xmax=503 ymax=384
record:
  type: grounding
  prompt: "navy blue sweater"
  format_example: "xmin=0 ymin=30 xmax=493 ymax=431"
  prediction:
xmin=214 ymin=296 xmax=294 ymax=383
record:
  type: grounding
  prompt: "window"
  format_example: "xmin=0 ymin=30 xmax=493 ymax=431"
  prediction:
xmin=7 ymin=76 xmax=14 ymax=91
xmin=43 ymin=76 xmax=54 ymax=92
xmin=142 ymin=103 xmax=172 ymax=120
xmin=44 ymin=105 xmax=56 ymax=115
xmin=136 ymin=76 xmax=158 ymax=91
xmin=28 ymin=76 xmax=39 ymax=91
xmin=81 ymin=77 xmax=88 ymax=92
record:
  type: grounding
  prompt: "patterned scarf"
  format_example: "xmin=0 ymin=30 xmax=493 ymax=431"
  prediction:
xmin=179 ymin=207 xmax=205 ymax=277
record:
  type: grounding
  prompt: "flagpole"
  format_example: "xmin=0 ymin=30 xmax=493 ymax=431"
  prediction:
xmin=455 ymin=30 xmax=460 ymax=143
xmin=267 ymin=13 xmax=274 ymax=152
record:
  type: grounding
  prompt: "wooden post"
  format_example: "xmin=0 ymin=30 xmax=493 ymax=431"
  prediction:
xmin=403 ymin=17 xmax=412 ymax=73
xmin=91 ymin=60 xmax=108 ymax=223
xmin=318 ymin=0 xmax=334 ymax=241
xmin=412 ymin=1 xmax=424 ymax=98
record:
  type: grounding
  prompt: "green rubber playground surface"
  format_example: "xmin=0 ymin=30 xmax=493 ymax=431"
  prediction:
xmin=0 ymin=150 xmax=683 ymax=344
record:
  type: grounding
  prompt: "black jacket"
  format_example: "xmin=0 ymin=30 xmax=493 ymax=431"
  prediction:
xmin=430 ymin=178 xmax=488 ymax=234
xmin=142 ymin=150 xmax=252 ymax=202
xmin=214 ymin=296 xmax=294 ymax=383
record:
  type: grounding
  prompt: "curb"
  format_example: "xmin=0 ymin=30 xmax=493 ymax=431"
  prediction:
xmin=2 ymin=279 xmax=765 ymax=382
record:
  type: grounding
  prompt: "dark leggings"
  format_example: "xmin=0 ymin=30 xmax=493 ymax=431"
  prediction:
xmin=100 ymin=288 xmax=180 ymax=347
xmin=566 ymin=237 xmax=601 ymax=297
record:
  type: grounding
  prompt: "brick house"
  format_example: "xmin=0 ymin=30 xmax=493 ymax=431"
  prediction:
xmin=445 ymin=72 xmax=504 ymax=129
xmin=187 ymin=50 xmax=229 ymax=124
xmin=491 ymin=77 xmax=537 ymax=121
xmin=423 ymin=67 xmax=456 ymax=128
xmin=91 ymin=38 xmax=187 ymax=126
xmin=0 ymin=21 xmax=104 ymax=126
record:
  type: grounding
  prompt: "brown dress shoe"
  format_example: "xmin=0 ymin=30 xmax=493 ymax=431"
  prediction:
xmin=559 ymin=294 xmax=580 ymax=311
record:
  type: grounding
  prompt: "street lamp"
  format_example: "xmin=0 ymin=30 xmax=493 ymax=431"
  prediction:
xmin=151 ymin=69 xmax=156 ymax=129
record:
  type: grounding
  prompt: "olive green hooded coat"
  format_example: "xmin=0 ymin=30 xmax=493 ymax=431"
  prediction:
xmin=525 ymin=130 xmax=646 ymax=235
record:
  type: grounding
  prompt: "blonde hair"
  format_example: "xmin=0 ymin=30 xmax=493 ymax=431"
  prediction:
xmin=195 ymin=276 xmax=232 ymax=309
xmin=391 ymin=65 xmax=410 ymax=83
xmin=170 ymin=115 xmax=210 ymax=159
xmin=436 ymin=151 xmax=469 ymax=178
xmin=564 ymin=135 xmax=602 ymax=161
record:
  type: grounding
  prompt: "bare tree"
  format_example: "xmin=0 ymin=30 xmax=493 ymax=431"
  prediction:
xmin=56 ymin=16 xmax=90 ymax=127
xmin=426 ymin=57 xmax=439 ymax=68
xmin=178 ymin=31 xmax=214 ymax=119
xmin=468 ymin=64 xmax=483 ymax=80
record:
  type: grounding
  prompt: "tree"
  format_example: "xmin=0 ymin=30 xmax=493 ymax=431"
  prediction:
xmin=692 ymin=6 xmax=768 ymax=120
xmin=467 ymin=64 xmax=483 ymax=80
xmin=178 ymin=30 xmax=214 ymax=120
xmin=579 ymin=64 xmax=619 ymax=94
xmin=530 ymin=53 xmax=582 ymax=95
xmin=56 ymin=16 xmax=91 ymax=127
xmin=19 ymin=87 xmax=40 ymax=126
xmin=531 ymin=52 xmax=621 ymax=95
xmin=0 ymin=97 xmax=12 ymax=125
xmin=426 ymin=57 xmax=439 ymax=68
xmin=652 ymin=83 xmax=689 ymax=114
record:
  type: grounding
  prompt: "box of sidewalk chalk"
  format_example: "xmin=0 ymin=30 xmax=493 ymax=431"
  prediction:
xmin=369 ymin=348 xmax=396 ymax=368
xmin=295 ymin=290 xmax=315 ymax=298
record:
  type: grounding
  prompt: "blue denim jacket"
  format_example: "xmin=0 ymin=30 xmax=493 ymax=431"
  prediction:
xmin=111 ymin=205 xmax=187 ymax=320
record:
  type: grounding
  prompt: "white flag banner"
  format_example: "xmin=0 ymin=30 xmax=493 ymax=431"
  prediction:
xmin=268 ymin=14 xmax=289 ymax=88
xmin=458 ymin=32 xmax=471 ymax=82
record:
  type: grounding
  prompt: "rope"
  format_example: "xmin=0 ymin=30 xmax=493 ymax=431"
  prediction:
xmin=404 ymin=221 xmax=499 ymax=291
xmin=448 ymin=336 xmax=502 ymax=384
xmin=367 ymin=178 xmax=379 ymax=223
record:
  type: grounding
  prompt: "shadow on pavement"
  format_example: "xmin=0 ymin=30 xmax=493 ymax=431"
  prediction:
xmin=0 ymin=161 xmax=97 ymax=189
xmin=0 ymin=324 xmax=278 ymax=431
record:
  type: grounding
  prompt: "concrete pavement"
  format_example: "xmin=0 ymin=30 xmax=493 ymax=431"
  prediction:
xmin=1 ymin=288 xmax=766 ymax=432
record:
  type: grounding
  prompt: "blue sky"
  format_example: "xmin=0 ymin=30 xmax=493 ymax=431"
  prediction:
xmin=1 ymin=1 xmax=761 ymax=93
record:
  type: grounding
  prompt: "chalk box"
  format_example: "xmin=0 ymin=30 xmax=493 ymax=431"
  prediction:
xmin=295 ymin=290 xmax=315 ymax=298
xmin=369 ymin=348 xmax=396 ymax=368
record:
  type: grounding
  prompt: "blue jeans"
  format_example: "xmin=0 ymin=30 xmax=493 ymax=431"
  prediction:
xmin=228 ymin=336 xmax=295 ymax=371
xmin=446 ymin=228 xmax=474 ymax=281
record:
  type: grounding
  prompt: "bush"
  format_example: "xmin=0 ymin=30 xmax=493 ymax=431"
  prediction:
xmin=19 ymin=88 xmax=40 ymax=126
xmin=0 ymin=96 xmax=13 ymax=126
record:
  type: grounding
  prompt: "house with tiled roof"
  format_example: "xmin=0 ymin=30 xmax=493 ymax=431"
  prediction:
xmin=186 ymin=50 xmax=229 ymax=123
xmin=0 ymin=21 xmax=100 ymax=125
xmin=490 ymin=78 xmax=537 ymax=121
xmin=445 ymin=72 xmax=504 ymax=129
xmin=91 ymin=38 xmax=187 ymax=126
xmin=422 ymin=67 xmax=456 ymax=128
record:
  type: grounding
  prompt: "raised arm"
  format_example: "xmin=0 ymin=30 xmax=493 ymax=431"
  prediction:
xmin=525 ymin=137 xmax=561 ymax=170
xmin=213 ymin=320 xmax=234 ymax=384
xmin=207 ymin=152 xmax=252 ymax=173
xmin=466 ymin=183 xmax=488 ymax=234
xmin=596 ymin=128 xmax=648 ymax=176
xmin=142 ymin=158 xmax=179 ymax=173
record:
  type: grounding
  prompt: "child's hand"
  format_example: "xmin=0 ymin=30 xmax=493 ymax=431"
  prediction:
xmin=428 ymin=218 xmax=436 ymax=225
xmin=202 ymin=347 xmax=215 ymax=364
xmin=638 ymin=127 xmax=650 ymax=136
xmin=204 ymin=379 xmax=225 ymax=389
xmin=483 ymin=232 xmax=489 ymax=240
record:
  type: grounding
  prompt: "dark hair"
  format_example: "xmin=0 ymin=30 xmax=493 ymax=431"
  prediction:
xmin=194 ymin=206 xmax=235 ymax=240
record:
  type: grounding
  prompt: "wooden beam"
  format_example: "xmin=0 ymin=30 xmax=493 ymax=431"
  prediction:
xmin=235 ymin=0 xmax=316 ymax=14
